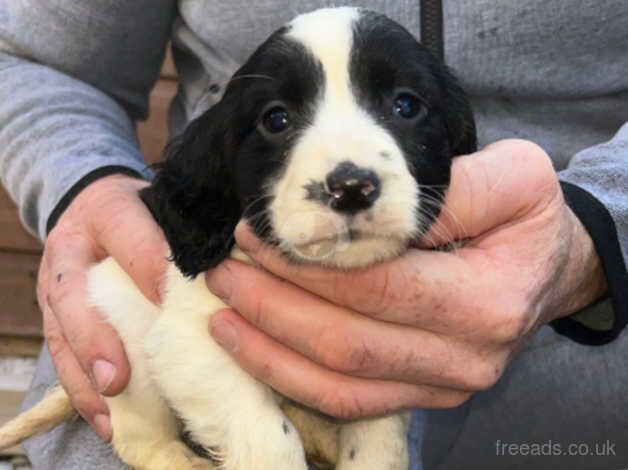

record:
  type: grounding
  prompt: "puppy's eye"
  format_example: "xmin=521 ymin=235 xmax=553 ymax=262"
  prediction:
xmin=393 ymin=93 xmax=424 ymax=119
xmin=261 ymin=106 xmax=289 ymax=134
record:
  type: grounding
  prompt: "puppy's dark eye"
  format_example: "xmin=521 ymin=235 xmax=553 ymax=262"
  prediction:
xmin=262 ymin=106 xmax=289 ymax=134
xmin=393 ymin=93 xmax=423 ymax=119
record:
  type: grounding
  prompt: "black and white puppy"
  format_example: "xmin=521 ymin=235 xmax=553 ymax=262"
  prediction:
xmin=0 ymin=7 xmax=476 ymax=470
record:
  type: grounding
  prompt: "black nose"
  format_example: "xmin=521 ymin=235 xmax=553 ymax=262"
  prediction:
xmin=326 ymin=161 xmax=381 ymax=214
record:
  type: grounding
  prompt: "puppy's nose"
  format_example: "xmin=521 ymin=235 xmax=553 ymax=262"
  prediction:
xmin=326 ymin=161 xmax=381 ymax=214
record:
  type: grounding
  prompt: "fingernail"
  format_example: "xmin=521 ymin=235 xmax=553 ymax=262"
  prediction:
xmin=235 ymin=220 xmax=262 ymax=252
xmin=93 ymin=413 xmax=112 ymax=442
xmin=206 ymin=264 xmax=233 ymax=301
xmin=91 ymin=360 xmax=115 ymax=393
xmin=210 ymin=315 xmax=239 ymax=353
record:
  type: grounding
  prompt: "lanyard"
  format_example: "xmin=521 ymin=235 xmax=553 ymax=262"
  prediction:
xmin=420 ymin=0 xmax=444 ymax=61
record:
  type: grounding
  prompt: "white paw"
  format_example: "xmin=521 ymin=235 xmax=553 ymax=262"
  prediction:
xmin=336 ymin=414 xmax=410 ymax=470
xmin=336 ymin=444 xmax=408 ymax=470
xmin=218 ymin=416 xmax=308 ymax=470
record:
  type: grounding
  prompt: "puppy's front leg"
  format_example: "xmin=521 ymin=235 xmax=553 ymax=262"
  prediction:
xmin=336 ymin=412 xmax=411 ymax=470
xmin=145 ymin=267 xmax=308 ymax=470
xmin=88 ymin=258 xmax=213 ymax=470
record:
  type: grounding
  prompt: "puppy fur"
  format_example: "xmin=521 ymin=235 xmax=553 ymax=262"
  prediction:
xmin=0 ymin=7 xmax=476 ymax=470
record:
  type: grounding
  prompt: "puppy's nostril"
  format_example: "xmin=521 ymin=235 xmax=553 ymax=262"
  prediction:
xmin=325 ymin=161 xmax=381 ymax=214
xmin=360 ymin=180 xmax=376 ymax=196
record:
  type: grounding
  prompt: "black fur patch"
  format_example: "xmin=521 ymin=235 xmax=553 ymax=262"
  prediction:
xmin=350 ymin=10 xmax=476 ymax=234
xmin=141 ymin=28 xmax=324 ymax=277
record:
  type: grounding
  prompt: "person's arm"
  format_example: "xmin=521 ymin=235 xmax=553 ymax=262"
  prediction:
xmin=553 ymin=123 xmax=628 ymax=345
xmin=0 ymin=1 xmax=175 ymax=440
xmin=0 ymin=1 xmax=175 ymax=238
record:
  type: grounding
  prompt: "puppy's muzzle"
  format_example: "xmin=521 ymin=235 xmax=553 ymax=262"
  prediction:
xmin=326 ymin=161 xmax=381 ymax=214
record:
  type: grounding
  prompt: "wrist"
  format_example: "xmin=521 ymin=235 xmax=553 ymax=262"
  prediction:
xmin=47 ymin=167 xmax=146 ymax=234
xmin=549 ymin=206 xmax=607 ymax=321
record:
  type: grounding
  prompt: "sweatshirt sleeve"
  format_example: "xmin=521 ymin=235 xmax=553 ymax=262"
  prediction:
xmin=0 ymin=1 xmax=176 ymax=240
xmin=552 ymin=122 xmax=628 ymax=345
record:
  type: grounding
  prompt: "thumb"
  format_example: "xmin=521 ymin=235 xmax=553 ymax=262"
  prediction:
xmin=421 ymin=139 xmax=558 ymax=246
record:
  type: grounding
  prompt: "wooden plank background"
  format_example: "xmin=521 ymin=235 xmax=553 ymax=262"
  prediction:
xmin=0 ymin=50 xmax=178 ymax=340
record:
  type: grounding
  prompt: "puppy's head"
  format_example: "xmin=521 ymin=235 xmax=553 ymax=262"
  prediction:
xmin=142 ymin=7 xmax=476 ymax=277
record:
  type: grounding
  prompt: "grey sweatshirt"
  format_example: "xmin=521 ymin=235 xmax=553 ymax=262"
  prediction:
xmin=0 ymin=0 xmax=626 ymax=343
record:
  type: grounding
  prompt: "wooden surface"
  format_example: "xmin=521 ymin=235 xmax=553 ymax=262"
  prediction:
xmin=0 ymin=54 xmax=177 ymax=340
xmin=138 ymin=79 xmax=178 ymax=165
xmin=0 ymin=356 xmax=37 ymax=458
xmin=0 ymin=337 xmax=43 ymax=358
xmin=0 ymin=253 xmax=42 ymax=337
xmin=0 ymin=390 xmax=26 ymax=457
xmin=0 ymin=190 xmax=41 ymax=254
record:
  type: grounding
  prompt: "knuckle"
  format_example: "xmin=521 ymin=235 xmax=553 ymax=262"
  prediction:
xmin=438 ymin=391 xmax=472 ymax=408
xmin=246 ymin=293 xmax=267 ymax=327
xmin=366 ymin=267 xmax=401 ymax=313
xmin=251 ymin=354 xmax=276 ymax=383
xmin=491 ymin=307 xmax=529 ymax=344
xmin=462 ymin=360 xmax=502 ymax=391
xmin=333 ymin=267 xmax=397 ymax=314
xmin=508 ymin=140 xmax=557 ymax=188
xmin=314 ymin=331 xmax=374 ymax=375
xmin=46 ymin=276 xmax=75 ymax=309
xmin=69 ymin=389 xmax=100 ymax=418
xmin=317 ymin=388 xmax=365 ymax=420
xmin=45 ymin=329 xmax=66 ymax=360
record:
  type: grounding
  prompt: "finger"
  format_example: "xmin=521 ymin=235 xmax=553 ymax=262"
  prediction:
xmin=207 ymin=260 xmax=498 ymax=389
xmin=210 ymin=309 xmax=470 ymax=418
xmin=235 ymin=223 xmax=491 ymax=332
xmin=41 ymin=296 xmax=112 ymax=441
xmin=45 ymin=227 xmax=130 ymax=397
xmin=421 ymin=139 xmax=557 ymax=246
xmin=86 ymin=178 xmax=169 ymax=304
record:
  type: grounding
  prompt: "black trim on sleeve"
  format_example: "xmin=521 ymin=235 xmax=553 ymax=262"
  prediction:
xmin=550 ymin=182 xmax=628 ymax=345
xmin=46 ymin=166 xmax=145 ymax=234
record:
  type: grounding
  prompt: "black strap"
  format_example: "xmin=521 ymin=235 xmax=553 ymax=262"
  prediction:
xmin=421 ymin=0 xmax=444 ymax=61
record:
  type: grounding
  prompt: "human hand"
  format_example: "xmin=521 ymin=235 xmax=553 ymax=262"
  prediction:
xmin=206 ymin=139 xmax=607 ymax=418
xmin=38 ymin=174 xmax=168 ymax=440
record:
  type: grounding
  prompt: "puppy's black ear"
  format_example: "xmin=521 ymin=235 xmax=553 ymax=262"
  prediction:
xmin=439 ymin=67 xmax=478 ymax=156
xmin=140 ymin=103 xmax=240 ymax=277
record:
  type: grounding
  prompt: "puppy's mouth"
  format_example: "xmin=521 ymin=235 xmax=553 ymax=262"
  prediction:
xmin=279 ymin=220 xmax=406 ymax=263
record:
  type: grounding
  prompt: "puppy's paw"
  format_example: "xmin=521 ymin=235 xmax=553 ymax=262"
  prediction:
xmin=336 ymin=446 xmax=408 ymax=470
xmin=218 ymin=415 xmax=308 ymax=470
xmin=336 ymin=413 xmax=410 ymax=470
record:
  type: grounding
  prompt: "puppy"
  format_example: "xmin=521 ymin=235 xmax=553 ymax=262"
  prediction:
xmin=0 ymin=7 xmax=476 ymax=470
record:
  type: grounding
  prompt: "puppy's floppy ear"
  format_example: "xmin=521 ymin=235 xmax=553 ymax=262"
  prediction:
xmin=140 ymin=102 xmax=241 ymax=277
xmin=439 ymin=67 xmax=478 ymax=156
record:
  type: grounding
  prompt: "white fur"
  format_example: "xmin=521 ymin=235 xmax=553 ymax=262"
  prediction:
xmin=86 ymin=8 xmax=411 ymax=469
xmin=89 ymin=250 xmax=409 ymax=469
xmin=270 ymin=7 xmax=420 ymax=268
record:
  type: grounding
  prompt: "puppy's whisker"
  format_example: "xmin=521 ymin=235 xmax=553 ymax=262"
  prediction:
xmin=416 ymin=182 xmax=450 ymax=188
xmin=417 ymin=219 xmax=458 ymax=255
xmin=419 ymin=194 xmax=468 ymax=240
xmin=240 ymin=194 xmax=275 ymax=218
xmin=416 ymin=208 xmax=463 ymax=255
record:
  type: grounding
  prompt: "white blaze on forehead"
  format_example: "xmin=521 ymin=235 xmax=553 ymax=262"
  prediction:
xmin=287 ymin=7 xmax=359 ymax=106
xmin=270 ymin=7 xmax=421 ymax=267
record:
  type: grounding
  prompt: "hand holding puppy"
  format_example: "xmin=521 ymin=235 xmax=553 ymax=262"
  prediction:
xmin=38 ymin=175 xmax=169 ymax=440
xmin=207 ymin=139 xmax=607 ymax=418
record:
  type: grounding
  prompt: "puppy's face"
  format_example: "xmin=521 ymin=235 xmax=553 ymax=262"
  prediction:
xmin=143 ymin=7 xmax=476 ymax=276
